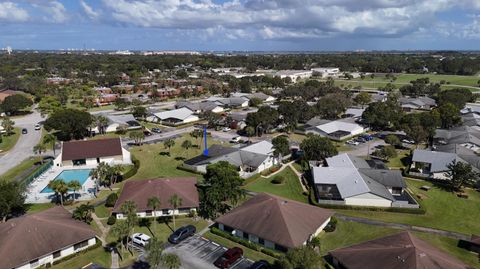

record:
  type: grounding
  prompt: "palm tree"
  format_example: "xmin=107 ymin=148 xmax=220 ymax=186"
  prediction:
xmin=48 ymin=179 xmax=68 ymax=205
xmin=145 ymin=237 xmax=164 ymax=268
xmin=1 ymin=117 xmax=14 ymax=135
xmin=181 ymin=140 xmax=192 ymax=157
xmin=109 ymin=164 xmax=124 ymax=186
xmin=161 ymin=253 xmax=181 ymax=269
xmin=72 ymin=203 xmax=94 ymax=223
xmin=47 ymin=180 xmax=60 ymax=204
xmin=43 ymin=133 xmax=57 ymax=156
xmin=147 ymin=196 xmax=161 ymax=234
xmin=121 ymin=200 xmax=138 ymax=251
xmin=96 ymin=115 xmax=109 ymax=135
xmin=164 ymin=139 xmax=175 ymax=155
xmin=33 ymin=143 xmax=47 ymax=161
xmin=111 ymin=221 xmax=130 ymax=252
xmin=89 ymin=162 xmax=110 ymax=193
xmin=68 ymin=180 xmax=82 ymax=201
xmin=169 ymin=194 xmax=182 ymax=230
xmin=189 ymin=129 xmax=202 ymax=147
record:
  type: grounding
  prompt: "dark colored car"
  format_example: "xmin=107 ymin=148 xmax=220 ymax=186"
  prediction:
xmin=143 ymin=130 xmax=152 ymax=136
xmin=168 ymin=225 xmax=196 ymax=244
xmin=21 ymin=128 xmax=28 ymax=134
xmin=151 ymin=127 xmax=162 ymax=133
xmin=214 ymin=247 xmax=243 ymax=268
xmin=248 ymin=260 xmax=270 ymax=269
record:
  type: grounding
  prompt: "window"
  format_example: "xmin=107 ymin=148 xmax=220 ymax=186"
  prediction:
xmin=53 ymin=250 xmax=61 ymax=259
xmin=146 ymin=210 xmax=152 ymax=216
xmin=74 ymin=240 xmax=89 ymax=251
xmin=259 ymin=238 xmax=265 ymax=245
xmin=275 ymin=244 xmax=288 ymax=252
xmin=162 ymin=209 xmax=170 ymax=215
xmin=243 ymin=232 xmax=249 ymax=240
xmin=30 ymin=259 xmax=39 ymax=267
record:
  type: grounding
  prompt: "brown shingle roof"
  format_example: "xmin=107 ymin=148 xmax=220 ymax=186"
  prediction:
xmin=62 ymin=138 xmax=123 ymax=161
xmin=0 ymin=206 xmax=96 ymax=269
xmin=330 ymin=231 xmax=470 ymax=269
xmin=113 ymin=178 xmax=199 ymax=213
xmin=215 ymin=193 xmax=333 ymax=248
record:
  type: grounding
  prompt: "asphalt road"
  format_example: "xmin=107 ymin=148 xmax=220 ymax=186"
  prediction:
xmin=346 ymin=139 xmax=386 ymax=157
xmin=0 ymin=109 xmax=44 ymax=177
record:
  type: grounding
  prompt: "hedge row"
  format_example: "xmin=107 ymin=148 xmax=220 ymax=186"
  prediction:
xmin=210 ymin=227 xmax=283 ymax=259
xmin=176 ymin=165 xmax=205 ymax=175
xmin=123 ymin=155 xmax=140 ymax=179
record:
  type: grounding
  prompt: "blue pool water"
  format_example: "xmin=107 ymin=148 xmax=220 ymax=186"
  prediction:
xmin=41 ymin=169 xmax=91 ymax=193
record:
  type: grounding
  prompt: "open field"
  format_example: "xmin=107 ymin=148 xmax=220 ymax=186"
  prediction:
xmin=244 ymin=166 xmax=308 ymax=203
xmin=336 ymin=179 xmax=480 ymax=235
xmin=0 ymin=156 xmax=42 ymax=180
xmin=0 ymin=128 xmax=21 ymax=153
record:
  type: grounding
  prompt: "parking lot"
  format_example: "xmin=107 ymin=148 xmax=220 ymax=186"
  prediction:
xmin=164 ymin=236 xmax=254 ymax=269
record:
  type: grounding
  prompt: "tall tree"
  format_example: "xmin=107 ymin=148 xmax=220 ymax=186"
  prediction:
xmin=129 ymin=130 xmax=145 ymax=145
xmin=147 ymin=196 xmax=161 ymax=233
xmin=44 ymin=108 xmax=92 ymax=140
xmin=33 ymin=143 xmax=47 ymax=158
xmin=111 ymin=221 xmax=130 ymax=252
xmin=272 ymin=135 xmax=290 ymax=161
xmin=1 ymin=94 xmax=33 ymax=115
xmin=300 ymin=134 xmax=337 ymax=161
xmin=0 ymin=181 xmax=26 ymax=222
xmin=189 ymin=129 xmax=203 ymax=147
xmin=164 ymin=139 xmax=176 ymax=155
xmin=169 ymin=194 xmax=183 ymax=231
xmin=161 ymin=253 xmax=181 ymax=269
xmin=145 ymin=237 xmax=164 ymax=268
xmin=121 ymin=200 xmax=138 ymax=251
xmin=200 ymin=161 xmax=245 ymax=219
xmin=445 ymin=161 xmax=478 ymax=191
xmin=131 ymin=106 xmax=147 ymax=119
xmin=72 ymin=203 xmax=94 ymax=223
xmin=353 ymin=92 xmax=371 ymax=108
xmin=48 ymin=179 xmax=69 ymax=205
xmin=436 ymin=103 xmax=461 ymax=129
xmin=1 ymin=117 xmax=15 ymax=135
xmin=181 ymin=140 xmax=193 ymax=157
xmin=316 ymin=93 xmax=352 ymax=119
xmin=68 ymin=180 xmax=82 ymax=201
xmin=277 ymin=246 xmax=322 ymax=269
xmin=43 ymin=133 xmax=57 ymax=155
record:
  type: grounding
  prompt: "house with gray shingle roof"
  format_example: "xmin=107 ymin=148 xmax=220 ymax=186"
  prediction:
xmin=399 ymin=96 xmax=436 ymax=111
xmin=183 ymin=141 xmax=278 ymax=178
xmin=412 ymin=148 xmax=480 ymax=179
xmin=175 ymin=101 xmax=224 ymax=114
xmin=312 ymin=153 xmax=417 ymax=208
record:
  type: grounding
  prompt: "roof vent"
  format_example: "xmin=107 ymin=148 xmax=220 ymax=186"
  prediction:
xmin=396 ymin=256 xmax=405 ymax=263
xmin=354 ymin=180 xmax=358 ymax=184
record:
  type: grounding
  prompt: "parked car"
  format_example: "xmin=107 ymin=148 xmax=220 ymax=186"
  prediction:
xmin=21 ymin=128 xmax=28 ymax=134
xmin=248 ymin=260 xmax=270 ymax=269
xmin=230 ymin=136 xmax=241 ymax=143
xmin=151 ymin=127 xmax=162 ymax=133
xmin=131 ymin=233 xmax=151 ymax=247
xmin=143 ymin=130 xmax=153 ymax=136
xmin=168 ymin=225 xmax=196 ymax=244
xmin=360 ymin=134 xmax=373 ymax=141
xmin=346 ymin=140 xmax=359 ymax=146
xmin=34 ymin=124 xmax=41 ymax=131
xmin=402 ymin=139 xmax=415 ymax=144
xmin=214 ymin=247 xmax=243 ymax=268
xmin=222 ymin=127 xmax=231 ymax=132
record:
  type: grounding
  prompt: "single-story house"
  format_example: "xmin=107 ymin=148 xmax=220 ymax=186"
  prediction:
xmin=93 ymin=113 xmax=142 ymax=133
xmin=53 ymin=138 xmax=131 ymax=167
xmin=0 ymin=206 xmax=97 ymax=269
xmin=147 ymin=107 xmax=199 ymax=125
xmin=306 ymin=119 xmax=365 ymax=141
xmin=462 ymin=112 xmax=480 ymax=127
xmin=209 ymin=97 xmax=249 ymax=108
xmin=184 ymin=141 xmax=278 ymax=178
xmin=275 ymin=70 xmax=313 ymax=82
xmin=231 ymin=92 xmax=276 ymax=103
xmin=215 ymin=193 xmax=333 ymax=252
xmin=176 ymin=101 xmax=224 ymax=114
xmin=113 ymin=178 xmax=199 ymax=219
xmin=312 ymin=153 xmax=418 ymax=208
xmin=399 ymin=96 xmax=436 ymax=111
xmin=344 ymin=108 xmax=365 ymax=119
xmin=329 ymin=231 xmax=469 ymax=269
xmin=434 ymin=126 xmax=480 ymax=149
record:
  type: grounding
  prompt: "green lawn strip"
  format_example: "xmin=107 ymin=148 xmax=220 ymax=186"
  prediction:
xmin=94 ymin=204 xmax=111 ymax=219
xmin=336 ymin=179 xmax=480 ymax=235
xmin=26 ymin=203 xmax=55 ymax=214
xmin=244 ymin=166 xmax=308 ymax=203
xmin=319 ymin=219 xmax=399 ymax=256
xmin=203 ymin=231 xmax=276 ymax=264
xmin=291 ymin=162 xmax=304 ymax=173
xmin=90 ymin=219 xmax=103 ymax=236
xmin=49 ymin=245 xmax=111 ymax=269
xmin=386 ymin=149 xmax=411 ymax=169
xmin=412 ymin=232 xmax=480 ymax=268
xmin=0 ymin=156 xmax=42 ymax=180
xmin=126 ymin=134 xmax=227 ymax=181
xmin=0 ymin=127 xmax=21 ymax=152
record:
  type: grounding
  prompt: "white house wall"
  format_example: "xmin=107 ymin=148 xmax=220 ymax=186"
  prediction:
xmin=344 ymin=193 xmax=392 ymax=207
xmin=15 ymin=238 xmax=96 ymax=269
xmin=116 ymin=208 xmax=196 ymax=219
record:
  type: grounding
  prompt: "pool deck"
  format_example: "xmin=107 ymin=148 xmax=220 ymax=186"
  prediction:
xmin=26 ymin=165 xmax=97 ymax=204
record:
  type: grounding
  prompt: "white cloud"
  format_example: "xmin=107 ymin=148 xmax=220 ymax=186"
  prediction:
xmin=31 ymin=0 xmax=68 ymax=23
xmin=80 ymin=0 xmax=100 ymax=19
xmin=0 ymin=2 xmax=29 ymax=22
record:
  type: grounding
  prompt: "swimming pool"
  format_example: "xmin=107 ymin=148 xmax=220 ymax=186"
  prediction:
xmin=41 ymin=169 xmax=91 ymax=193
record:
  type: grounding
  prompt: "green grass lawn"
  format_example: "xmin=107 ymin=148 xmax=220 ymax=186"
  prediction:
xmin=94 ymin=204 xmax=111 ymax=219
xmin=26 ymin=203 xmax=54 ymax=214
xmin=244 ymin=166 xmax=308 ymax=203
xmin=336 ymin=179 xmax=480 ymax=235
xmin=0 ymin=128 xmax=20 ymax=153
xmin=126 ymin=134 xmax=227 ymax=181
xmin=386 ymin=149 xmax=411 ymax=169
xmin=320 ymin=219 xmax=398 ymax=255
xmin=0 ymin=156 xmax=41 ymax=179
xmin=203 ymin=231 xmax=276 ymax=263
xmin=50 ymin=245 xmax=111 ymax=269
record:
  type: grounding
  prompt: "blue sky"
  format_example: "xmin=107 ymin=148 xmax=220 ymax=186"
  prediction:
xmin=0 ymin=0 xmax=479 ymax=51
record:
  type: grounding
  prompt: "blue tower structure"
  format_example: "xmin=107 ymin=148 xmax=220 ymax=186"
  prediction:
xmin=203 ymin=125 xmax=209 ymax=156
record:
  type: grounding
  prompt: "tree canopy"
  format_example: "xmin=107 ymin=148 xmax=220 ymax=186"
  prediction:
xmin=300 ymin=134 xmax=337 ymax=161
xmin=1 ymin=94 xmax=33 ymax=115
xmin=44 ymin=108 xmax=92 ymax=140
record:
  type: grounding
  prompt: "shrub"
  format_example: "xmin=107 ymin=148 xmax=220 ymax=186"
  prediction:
xmin=122 ymin=155 xmax=140 ymax=179
xmin=105 ymin=193 xmax=118 ymax=207
xmin=324 ymin=217 xmax=337 ymax=232
xmin=271 ymin=176 xmax=285 ymax=184
xmin=107 ymin=215 xmax=117 ymax=225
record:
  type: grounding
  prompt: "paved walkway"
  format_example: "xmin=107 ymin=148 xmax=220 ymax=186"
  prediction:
xmin=260 ymin=161 xmax=308 ymax=192
xmin=335 ymin=214 xmax=470 ymax=240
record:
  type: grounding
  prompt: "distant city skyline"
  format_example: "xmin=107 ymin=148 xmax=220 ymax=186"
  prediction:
xmin=0 ymin=0 xmax=479 ymax=51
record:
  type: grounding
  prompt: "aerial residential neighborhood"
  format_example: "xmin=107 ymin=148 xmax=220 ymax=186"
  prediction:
xmin=1 ymin=1 xmax=480 ymax=269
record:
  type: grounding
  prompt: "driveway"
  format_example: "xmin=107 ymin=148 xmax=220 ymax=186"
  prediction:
xmin=0 ymin=109 xmax=44 ymax=176
xmin=345 ymin=139 xmax=386 ymax=157
xmin=164 ymin=236 xmax=253 ymax=269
